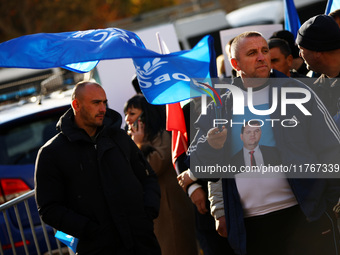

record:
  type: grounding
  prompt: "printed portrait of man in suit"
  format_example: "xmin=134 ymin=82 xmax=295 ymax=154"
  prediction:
xmin=231 ymin=120 xmax=295 ymax=218
xmin=230 ymin=120 xmax=282 ymax=169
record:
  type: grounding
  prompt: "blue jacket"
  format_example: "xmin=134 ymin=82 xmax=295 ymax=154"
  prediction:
xmin=189 ymin=70 xmax=340 ymax=255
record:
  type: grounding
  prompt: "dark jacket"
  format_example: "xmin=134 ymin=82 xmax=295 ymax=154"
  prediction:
xmin=189 ymin=70 xmax=340 ymax=255
xmin=311 ymin=73 xmax=340 ymax=117
xmin=35 ymin=108 xmax=161 ymax=255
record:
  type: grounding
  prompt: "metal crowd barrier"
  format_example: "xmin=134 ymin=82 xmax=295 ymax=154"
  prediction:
xmin=1 ymin=189 xmax=338 ymax=255
xmin=0 ymin=190 xmax=70 ymax=255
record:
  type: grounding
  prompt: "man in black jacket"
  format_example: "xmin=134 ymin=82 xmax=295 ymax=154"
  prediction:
xmin=35 ymin=81 xmax=161 ymax=255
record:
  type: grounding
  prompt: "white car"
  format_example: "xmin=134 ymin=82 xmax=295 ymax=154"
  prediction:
xmin=226 ymin=0 xmax=327 ymax=28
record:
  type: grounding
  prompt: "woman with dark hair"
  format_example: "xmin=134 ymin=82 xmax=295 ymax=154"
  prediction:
xmin=124 ymin=94 xmax=198 ymax=255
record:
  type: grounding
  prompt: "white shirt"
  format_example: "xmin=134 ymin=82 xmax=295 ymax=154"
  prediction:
xmin=235 ymin=145 xmax=297 ymax=217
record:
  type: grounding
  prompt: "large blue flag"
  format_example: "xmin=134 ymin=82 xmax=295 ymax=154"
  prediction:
xmin=325 ymin=0 xmax=340 ymax=14
xmin=283 ymin=0 xmax=301 ymax=39
xmin=0 ymin=28 xmax=216 ymax=104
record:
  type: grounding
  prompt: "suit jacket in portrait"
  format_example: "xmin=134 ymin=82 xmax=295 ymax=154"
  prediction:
xmin=230 ymin=145 xmax=282 ymax=168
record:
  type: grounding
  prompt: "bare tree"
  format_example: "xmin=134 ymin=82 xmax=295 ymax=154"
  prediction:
xmin=0 ymin=0 xmax=179 ymax=42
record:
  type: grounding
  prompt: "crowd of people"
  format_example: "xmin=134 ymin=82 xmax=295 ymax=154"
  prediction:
xmin=34 ymin=10 xmax=340 ymax=255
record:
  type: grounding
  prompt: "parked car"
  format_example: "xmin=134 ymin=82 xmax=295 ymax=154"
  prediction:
xmin=225 ymin=0 xmax=327 ymax=28
xmin=0 ymin=88 xmax=72 ymax=254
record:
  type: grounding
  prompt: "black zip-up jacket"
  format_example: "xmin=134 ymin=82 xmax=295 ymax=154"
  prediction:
xmin=35 ymin=108 xmax=161 ymax=255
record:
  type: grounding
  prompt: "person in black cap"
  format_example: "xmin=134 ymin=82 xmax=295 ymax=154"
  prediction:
xmin=296 ymin=14 xmax=340 ymax=118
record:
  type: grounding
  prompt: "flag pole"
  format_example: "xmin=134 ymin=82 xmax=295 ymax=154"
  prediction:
xmin=156 ymin=32 xmax=188 ymax=167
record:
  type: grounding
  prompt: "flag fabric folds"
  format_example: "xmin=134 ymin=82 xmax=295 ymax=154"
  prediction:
xmin=0 ymin=28 xmax=155 ymax=72
xmin=133 ymin=35 xmax=217 ymax=104
xmin=0 ymin=28 xmax=216 ymax=105
xmin=325 ymin=0 xmax=340 ymax=14
xmin=283 ymin=0 xmax=301 ymax=39
xmin=166 ymin=103 xmax=188 ymax=166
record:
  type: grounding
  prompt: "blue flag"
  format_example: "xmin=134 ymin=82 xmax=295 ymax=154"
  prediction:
xmin=0 ymin=28 xmax=158 ymax=72
xmin=283 ymin=0 xmax=301 ymax=39
xmin=0 ymin=28 xmax=216 ymax=104
xmin=55 ymin=230 xmax=78 ymax=253
xmin=325 ymin=0 xmax=340 ymax=14
xmin=133 ymin=35 xmax=216 ymax=104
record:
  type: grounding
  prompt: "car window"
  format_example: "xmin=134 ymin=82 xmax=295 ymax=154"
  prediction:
xmin=0 ymin=116 xmax=60 ymax=165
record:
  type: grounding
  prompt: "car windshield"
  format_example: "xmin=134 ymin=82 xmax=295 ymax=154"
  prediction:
xmin=0 ymin=116 xmax=60 ymax=165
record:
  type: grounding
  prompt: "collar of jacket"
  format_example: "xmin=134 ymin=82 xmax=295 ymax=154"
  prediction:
xmin=56 ymin=107 xmax=122 ymax=143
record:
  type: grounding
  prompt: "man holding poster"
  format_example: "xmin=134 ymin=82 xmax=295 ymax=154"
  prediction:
xmin=185 ymin=31 xmax=340 ymax=255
